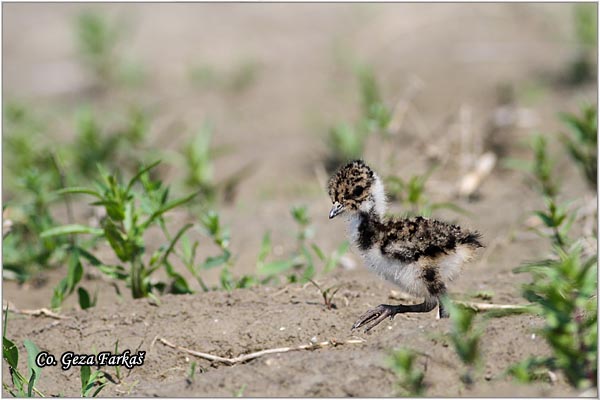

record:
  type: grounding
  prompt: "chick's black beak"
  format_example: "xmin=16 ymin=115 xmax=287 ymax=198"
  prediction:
xmin=329 ymin=202 xmax=344 ymax=219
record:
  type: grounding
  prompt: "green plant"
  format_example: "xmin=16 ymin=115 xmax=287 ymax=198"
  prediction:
xmin=388 ymin=348 xmax=426 ymax=396
xmin=2 ymin=309 xmax=44 ymax=397
xmin=233 ymin=384 xmax=247 ymax=397
xmin=74 ymin=106 xmax=152 ymax=179
xmin=3 ymin=169 xmax=69 ymax=283
xmin=2 ymin=103 xmax=73 ymax=282
xmin=181 ymin=125 xmax=218 ymax=203
xmin=170 ymin=123 xmax=254 ymax=206
xmin=188 ymin=59 xmax=261 ymax=94
xmin=198 ymin=211 xmax=235 ymax=290
xmin=175 ymin=210 xmax=259 ymax=291
xmin=356 ymin=64 xmax=392 ymax=134
xmin=531 ymin=196 xmax=575 ymax=249
xmin=444 ymin=299 xmax=483 ymax=386
xmin=228 ymin=60 xmax=261 ymax=94
xmin=507 ymin=356 xmax=556 ymax=384
xmin=386 ymin=168 xmax=465 ymax=217
xmin=42 ymin=161 xmax=198 ymax=305
xmin=80 ymin=365 xmax=107 ymax=397
xmin=514 ymin=244 xmax=597 ymax=389
xmin=507 ymin=111 xmax=598 ymax=390
xmin=505 ymin=134 xmax=558 ymax=198
xmin=559 ymin=106 xmax=597 ymax=189
xmin=566 ymin=3 xmax=597 ymax=84
xmin=75 ymin=11 xmax=121 ymax=84
xmin=308 ymin=279 xmax=341 ymax=310
xmin=256 ymin=206 xmax=349 ymax=283
xmin=187 ymin=361 xmax=198 ymax=384
xmin=325 ymin=123 xmax=368 ymax=172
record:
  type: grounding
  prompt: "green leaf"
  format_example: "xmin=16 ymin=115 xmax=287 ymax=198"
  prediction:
xmin=141 ymin=190 xmax=199 ymax=229
xmin=80 ymin=365 xmax=91 ymax=393
xmin=534 ymin=211 xmax=555 ymax=228
xmin=51 ymin=278 xmax=68 ymax=309
xmin=3 ymin=337 xmax=18 ymax=369
xmin=41 ymin=224 xmax=103 ymax=238
xmin=97 ymin=264 xmax=128 ymax=280
xmin=66 ymin=251 xmax=84 ymax=295
xmin=126 ymin=160 xmax=161 ymax=193
xmin=102 ymin=219 xmax=130 ymax=261
xmin=78 ymin=287 xmax=92 ymax=310
xmin=23 ymin=339 xmax=41 ymax=390
xmin=257 ymin=259 xmax=295 ymax=276
xmin=76 ymin=247 xmax=103 ymax=267
xmin=27 ymin=369 xmax=36 ymax=397
xmin=161 ymin=223 xmax=193 ymax=267
xmin=311 ymin=244 xmax=326 ymax=261
xmin=54 ymin=187 xmax=103 ymax=199
xmin=202 ymin=251 xmax=231 ymax=269
xmin=258 ymin=233 xmax=272 ymax=263
xmin=169 ymin=274 xmax=193 ymax=295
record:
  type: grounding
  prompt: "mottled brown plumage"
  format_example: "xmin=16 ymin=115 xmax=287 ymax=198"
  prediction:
xmin=327 ymin=160 xmax=483 ymax=332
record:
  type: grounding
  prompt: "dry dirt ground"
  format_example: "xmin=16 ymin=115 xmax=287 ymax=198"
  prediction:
xmin=2 ymin=3 xmax=597 ymax=397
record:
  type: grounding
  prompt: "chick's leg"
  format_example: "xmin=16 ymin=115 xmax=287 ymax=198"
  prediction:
xmin=351 ymin=299 xmax=437 ymax=333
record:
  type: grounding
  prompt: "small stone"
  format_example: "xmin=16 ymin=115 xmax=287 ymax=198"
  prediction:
xmin=279 ymin=327 xmax=285 ymax=331
xmin=265 ymin=358 xmax=276 ymax=366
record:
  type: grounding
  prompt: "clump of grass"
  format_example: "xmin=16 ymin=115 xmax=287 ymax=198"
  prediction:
xmin=388 ymin=348 xmax=427 ymax=396
xmin=42 ymin=161 xmax=199 ymax=306
xmin=2 ymin=309 xmax=44 ymax=397
xmin=559 ymin=105 xmax=597 ymax=189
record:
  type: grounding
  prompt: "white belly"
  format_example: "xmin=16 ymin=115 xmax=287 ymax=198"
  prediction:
xmin=362 ymin=248 xmax=429 ymax=298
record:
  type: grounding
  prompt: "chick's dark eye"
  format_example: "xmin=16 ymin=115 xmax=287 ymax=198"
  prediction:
xmin=353 ymin=186 xmax=364 ymax=197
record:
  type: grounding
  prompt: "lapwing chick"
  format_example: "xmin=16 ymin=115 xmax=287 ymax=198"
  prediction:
xmin=327 ymin=160 xmax=483 ymax=333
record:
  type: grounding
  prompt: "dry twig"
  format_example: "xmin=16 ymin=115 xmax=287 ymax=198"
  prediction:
xmin=3 ymin=303 xmax=70 ymax=320
xmin=454 ymin=300 xmax=531 ymax=313
xmin=158 ymin=336 xmax=365 ymax=365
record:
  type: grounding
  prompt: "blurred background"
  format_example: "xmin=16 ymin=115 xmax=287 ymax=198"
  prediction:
xmin=2 ymin=3 xmax=598 ymax=397
xmin=3 ymin=2 xmax=597 ymax=304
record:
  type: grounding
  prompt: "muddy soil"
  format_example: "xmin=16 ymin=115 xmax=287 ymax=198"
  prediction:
xmin=2 ymin=3 xmax=597 ymax=397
